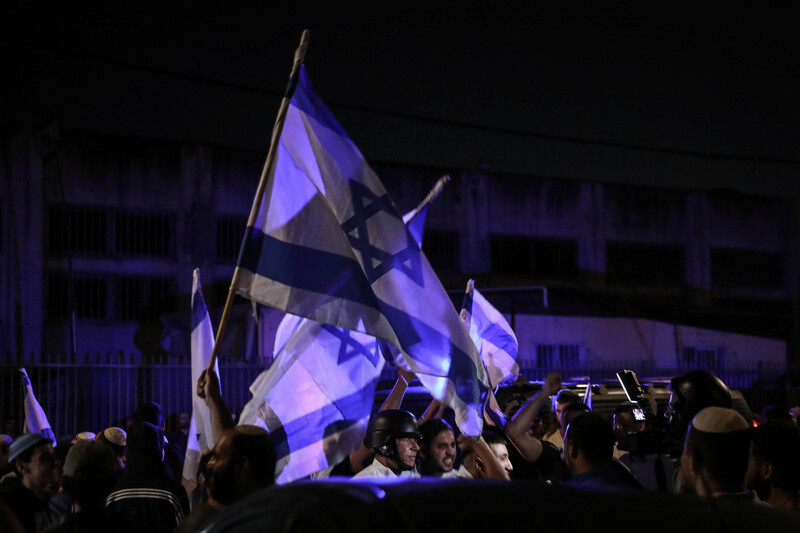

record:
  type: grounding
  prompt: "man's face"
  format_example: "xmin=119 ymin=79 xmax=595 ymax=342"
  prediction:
xmin=207 ymin=433 xmax=239 ymax=505
xmin=745 ymin=455 xmax=770 ymax=500
xmin=489 ymin=443 xmax=513 ymax=474
xmin=178 ymin=412 xmax=191 ymax=430
xmin=19 ymin=444 xmax=59 ymax=497
xmin=395 ymin=436 xmax=420 ymax=470
xmin=427 ymin=430 xmax=455 ymax=473
xmin=613 ymin=412 xmax=635 ymax=441
xmin=555 ymin=402 xmax=569 ymax=426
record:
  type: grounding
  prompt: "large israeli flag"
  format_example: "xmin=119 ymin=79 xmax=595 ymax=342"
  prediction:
xmin=20 ymin=368 xmax=56 ymax=442
xmin=182 ymin=269 xmax=219 ymax=483
xmin=234 ymin=66 xmax=488 ymax=434
xmin=239 ymin=178 xmax=449 ymax=483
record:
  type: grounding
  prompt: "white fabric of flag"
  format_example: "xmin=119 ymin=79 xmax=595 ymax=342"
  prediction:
xmin=460 ymin=280 xmax=519 ymax=428
xmin=234 ymin=66 xmax=488 ymax=434
xmin=238 ymin=317 xmax=387 ymax=484
xmin=20 ymin=368 xmax=56 ymax=442
xmin=460 ymin=280 xmax=519 ymax=388
xmin=182 ymin=269 xmax=219 ymax=483
xmin=238 ymin=179 xmax=447 ymax=484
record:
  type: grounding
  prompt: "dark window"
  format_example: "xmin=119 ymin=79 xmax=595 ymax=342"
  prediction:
xmin=606 ymin=242 xmax=685 ymax=285
xmin=216 ymin=216 xmax=247 ymax=263
xmin=536 ymin=344 xmax=581 ymax=367
xmin=682 ymin=347 xmax=725 ymax=369
xmin=48 ymin=205 xmax=107 ymax=254
xmin=115 ymin=212 xmax=172 ymax=257
xmin=711 ymin=248 xmax=782 ymax=291
xmin=423 ymin=230 xmax=460 ymax=274
xmin=491 ymin=235 xmax=533 ymax=276
xmin=46 ymin=275 xmax=107 ymax=320
xmin=46 ymin=274 xmax=70 ymax=320
xmin=117 ymin=277 xmax=173 ymax=321
xmin=491 ymin=235 xmax=578 ymax=279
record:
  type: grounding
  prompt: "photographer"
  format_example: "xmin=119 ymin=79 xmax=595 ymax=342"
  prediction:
xmin=614 ymin=402 xmax=675 ymax=492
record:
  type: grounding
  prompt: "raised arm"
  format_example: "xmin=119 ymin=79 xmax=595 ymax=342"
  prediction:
xmin=505 ymin=372 xmax=561 ymax=463
xmin=197 ymin=368 xmax=234 ymax=444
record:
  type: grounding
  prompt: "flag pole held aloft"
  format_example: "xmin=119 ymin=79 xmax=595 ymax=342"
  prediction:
xmin=208 ymin=29 xmax=310 ymax=372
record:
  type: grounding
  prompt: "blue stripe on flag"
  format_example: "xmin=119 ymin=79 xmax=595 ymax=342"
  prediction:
xmin=482 ymin=322 xmax=518 ymax=358
xmin=239 ymin=229 xmax=379 ymax=308
xmin=380 ymin=302 xmax=487 ymax=409
xmin=191 ymin=287 xmax=209 ymax=331
xmin=269 ymin=383 xmax=376 ymax=461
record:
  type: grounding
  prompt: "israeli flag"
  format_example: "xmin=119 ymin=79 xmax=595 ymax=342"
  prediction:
xmin=460 ymin=280 xmax=519 ymax=428
xmin=234 ymin=66 xmax=488 ymax=434
xmin=239 ymin=178 xmax=449 ymax=483
xmin=20 ymin=368 xmax=56 ymax=442
xmin=460 ymin=280 xmax=519 ymax=388
xmin=182 ymin=269 xmax=219 ymax=483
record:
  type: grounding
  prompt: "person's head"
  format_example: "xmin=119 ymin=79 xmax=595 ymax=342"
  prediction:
xmin=552 ymin=390 xmax=581 ymax=427
xmin=681 ymin=406 xmax=750 ymax=497
xmin=136 ymin=402 xmax=164 ymax=429
xmin=746 ymin=423 xmax=800 ymax=503
xmin=561 ymin=402 xmax=591 ymax=432
xmin=125 ymin=421 xmax=165 ymax=472
xmin=96 ymin=427 xmax=127 ymax=470
xmin=365 ymin=410 xmax=421 ymax=474
xmin=61 ymin=440 xmax=118 ymax=511
xmin=482 ymin=431 xmax=513 ymax=475
xmin=668 ymin=371 xmax=731 ymax=432
xmin=613 ymin=402 xmax=646 ymax=442
xmin=3 ymin=416 xmax=19 ymax=437
xmin=419 ymin=420 xmax=455 ymax=475
xmin=177 ymin=411 xmax=191 ymax=431
xmin=563 ymin=412 xmax=614 ymax=475
xmin=8 ymin=432 xmax=59 ymax=498
xmin=207 ymin=425 xmax=275 ymax=506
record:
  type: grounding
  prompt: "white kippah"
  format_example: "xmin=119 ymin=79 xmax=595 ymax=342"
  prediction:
xmin=691 ymin=406 xmax=749 ymax=433
xmin=103 ymin=427 xmax=127 ymax=446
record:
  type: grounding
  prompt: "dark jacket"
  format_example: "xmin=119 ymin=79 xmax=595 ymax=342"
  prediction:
xmin=105 ymin=422 xmax=189 ymax=533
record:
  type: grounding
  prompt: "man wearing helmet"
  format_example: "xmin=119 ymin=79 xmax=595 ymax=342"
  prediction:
xmin=354 ymin=409 xmax=421 ymax=478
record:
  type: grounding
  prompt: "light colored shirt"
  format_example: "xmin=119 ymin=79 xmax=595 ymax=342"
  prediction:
xmin=353 ymin=458 xmax=420 ymax=479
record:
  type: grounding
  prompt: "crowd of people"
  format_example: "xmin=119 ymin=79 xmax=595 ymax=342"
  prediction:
xmin=1 ymin=368 xmax=799 ymax=532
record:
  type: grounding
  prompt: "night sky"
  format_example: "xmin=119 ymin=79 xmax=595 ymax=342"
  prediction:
xmin=3 ymin=4 xmax=799 ymax=196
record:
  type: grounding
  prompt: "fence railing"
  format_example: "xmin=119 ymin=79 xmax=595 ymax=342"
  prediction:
xmin=2 ymin=353 xmax=798 ymax=439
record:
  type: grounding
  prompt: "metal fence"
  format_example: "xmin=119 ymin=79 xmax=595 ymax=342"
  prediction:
xmin=2 ymin=353 xmax=798 ymax=438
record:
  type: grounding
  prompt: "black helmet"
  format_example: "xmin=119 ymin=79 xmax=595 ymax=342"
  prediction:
xmin=669 ymin=370 xmax=731 ymax=423
xmin=365 ymin=410 xmax=420 ymax=449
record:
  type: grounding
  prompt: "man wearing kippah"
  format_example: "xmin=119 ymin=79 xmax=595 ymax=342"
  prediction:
xmin=680 ymin=406 xmax=758 ymax=502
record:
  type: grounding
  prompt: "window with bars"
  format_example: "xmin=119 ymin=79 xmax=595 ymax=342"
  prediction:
xmin=606 ymin=242 xmax=685 ymax=286
xmin=116 ymin=277 xmax=173 ymax=321
xmin=491 ymin=235 xmax=578 ymax=279
xmin=216 ymin=216 xmax=248 ymax=263
xmin=115 ymin=212 xmax=173 ymax=257
xmin=682 ymin=346 xmax=725 ymax=369
xmin=423 ymin=229 xmax=460 ymax=274
xmin=48 ymin=205 xmax=108 ymax=254
xmin=711 ymin=248 xmax=782 ymax=291
xmin=536 ymin=344 xmax=582 ymax=367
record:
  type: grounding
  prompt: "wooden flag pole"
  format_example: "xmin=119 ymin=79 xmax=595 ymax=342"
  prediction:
xmin=207 ymin=29 xmax=310 ymax=372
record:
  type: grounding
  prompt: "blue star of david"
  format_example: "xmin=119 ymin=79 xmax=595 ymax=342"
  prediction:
xmin=321 ymin=324 xmax=381 ymax=368
xmin=340 ymin=180 xmax=424 ymax=286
